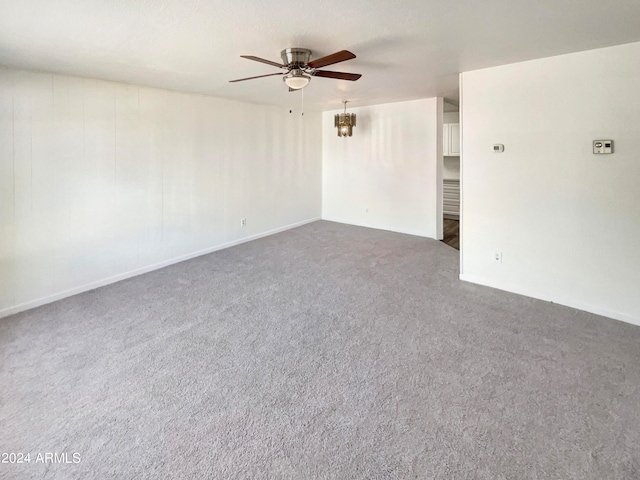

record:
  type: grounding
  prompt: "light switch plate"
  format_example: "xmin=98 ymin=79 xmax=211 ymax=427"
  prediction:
xmin=593 ymin=140 xmax=613 ymax=154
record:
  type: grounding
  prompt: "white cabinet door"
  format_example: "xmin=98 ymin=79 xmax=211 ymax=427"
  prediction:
xmin=443 ymin=124 xmax=450 ymax=155
xmin=443 ymin=123 xmax=460 ymax=156
xmin=449 ymin=123 xmax=460 ymax=156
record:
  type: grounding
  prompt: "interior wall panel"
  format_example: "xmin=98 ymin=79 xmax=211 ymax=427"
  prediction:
xmin=0 ymin=66 xmax=322 ymax=317
xmin=460 ymin=41 xmax=640 ymax=325
xmin=321 ymin=98 xmax=440 ymax=238
xmin=0 ymin=71 xmax=15 ymax=309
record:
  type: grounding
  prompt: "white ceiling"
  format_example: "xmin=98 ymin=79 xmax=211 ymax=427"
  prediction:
xmin=1 ymin=0 xmax=640 ymax=111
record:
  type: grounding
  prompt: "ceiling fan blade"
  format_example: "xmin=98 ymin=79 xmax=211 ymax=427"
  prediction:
xmin=313 ymin=70 xmax=362 ymax=81
xmin=240 ymin=55 xmax=284 ymax=68
xmin=229 ymin=72 xmax=283 ymax=83
xmin=307 ymin=50 xmax=356 ymax=69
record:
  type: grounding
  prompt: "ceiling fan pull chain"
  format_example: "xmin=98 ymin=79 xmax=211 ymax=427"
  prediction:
xmin=301 ymin=87 xmax=304 ymax=116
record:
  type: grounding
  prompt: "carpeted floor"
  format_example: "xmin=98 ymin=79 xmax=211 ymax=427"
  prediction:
xmin=1 ymin=221 xmax=639 ymax=479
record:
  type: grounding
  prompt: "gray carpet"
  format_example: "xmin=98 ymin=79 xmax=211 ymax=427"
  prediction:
xmin=1 ymin=221 xmax=639 ymax=479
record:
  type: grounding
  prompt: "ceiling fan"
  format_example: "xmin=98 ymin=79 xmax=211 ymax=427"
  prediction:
xmin=229 ymin=48 xmax=362 ymax=90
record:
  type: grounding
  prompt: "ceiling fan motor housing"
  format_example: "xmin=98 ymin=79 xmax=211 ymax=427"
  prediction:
xmin=281 ymin=48 xmax=312 ymax=67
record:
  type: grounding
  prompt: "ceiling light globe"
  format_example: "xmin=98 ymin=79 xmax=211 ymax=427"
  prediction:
xmin=284 ymin=75 xmax=310 ymax=89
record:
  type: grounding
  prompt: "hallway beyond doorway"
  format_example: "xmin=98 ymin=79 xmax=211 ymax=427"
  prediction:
xmin=442 ymin=219 xmax=459 ymax=250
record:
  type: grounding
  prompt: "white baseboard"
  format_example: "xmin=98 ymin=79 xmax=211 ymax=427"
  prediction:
xmin=321 ymin=216 xmax=436 ymax=239
xmin=459 ymin=273 xmax=640 ymax=327
xmin=0 ymin=217 xmax=320 ymax=319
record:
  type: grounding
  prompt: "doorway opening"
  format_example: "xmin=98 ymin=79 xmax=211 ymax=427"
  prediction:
xmin=441 ymin=100 xmax=460 ymax=250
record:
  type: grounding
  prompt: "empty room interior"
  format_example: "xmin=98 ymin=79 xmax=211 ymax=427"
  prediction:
xmin=1 ymin=0 xmax=640 ymax=478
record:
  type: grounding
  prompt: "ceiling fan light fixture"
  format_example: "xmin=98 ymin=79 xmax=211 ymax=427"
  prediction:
xmin=283 ymin=69 xmax=310 ymax=89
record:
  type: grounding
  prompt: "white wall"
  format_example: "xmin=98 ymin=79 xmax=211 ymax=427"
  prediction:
xmin=322 ymin=98 xmax=442 ymax=238
xmin=0 ymin=67 xmax=322 ymax=317
xmin=460 ymin=41 xmax=640 ymax=325
xmin=443 ymin=158 xmax=460 ymax=180
xmin=443 ymin=112 xmax=459 ymax=124
xmin=444 ymin=101 xmax=459 ymax=113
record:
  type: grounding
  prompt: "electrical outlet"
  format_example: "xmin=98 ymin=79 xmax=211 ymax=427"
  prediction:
xmin=241 ymin=218 xmax=246 ymax=227
xmin=494 ymin=251 xmax=502 ymax=263
xmin=365 ymin=208 xmax=369 ymax=213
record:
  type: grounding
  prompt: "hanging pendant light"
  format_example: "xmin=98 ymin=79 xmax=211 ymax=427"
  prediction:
xmin=335 ymin=100 xmax=356 ymax=137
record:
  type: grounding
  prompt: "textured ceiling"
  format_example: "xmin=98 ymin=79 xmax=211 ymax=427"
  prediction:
xmin=1 ymin=0 xmax=640 ymax=111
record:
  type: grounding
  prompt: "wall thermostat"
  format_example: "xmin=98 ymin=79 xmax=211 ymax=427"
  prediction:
xmin=493 ymin=144 xmax=504 ymax=153
xmin=593 ymin=140 xmax=613 ymax=154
